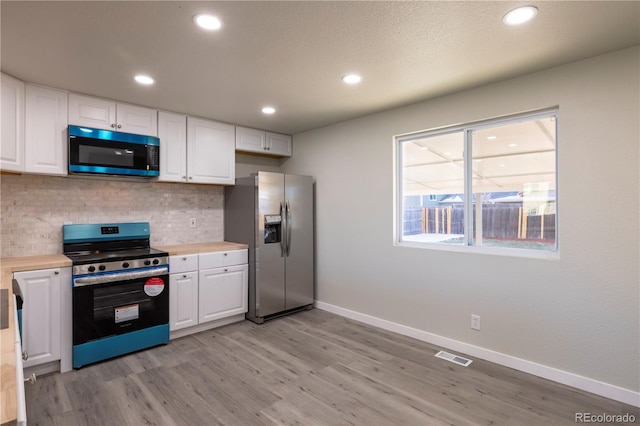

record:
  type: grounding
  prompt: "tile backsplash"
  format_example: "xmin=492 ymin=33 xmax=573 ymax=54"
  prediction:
xmin=0 ymin=174 xmax=224 ymax=258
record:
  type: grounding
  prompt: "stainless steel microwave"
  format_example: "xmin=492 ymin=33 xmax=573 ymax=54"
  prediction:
xmin=68 ymin=125 xmax=160 ymax=177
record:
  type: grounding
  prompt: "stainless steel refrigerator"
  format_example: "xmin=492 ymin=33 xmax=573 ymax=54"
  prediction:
xmin=224 ymin=172 xmax=314 ymax=323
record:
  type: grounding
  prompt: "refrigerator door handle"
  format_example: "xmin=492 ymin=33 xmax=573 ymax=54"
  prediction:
xmin=280 ymin=200 xmax=286 ymax=257
xmin=285 ymin=200 xmax=292 ymax=257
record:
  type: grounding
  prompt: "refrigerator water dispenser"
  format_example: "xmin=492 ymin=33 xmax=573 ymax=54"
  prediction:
xmin=264 ymin=215 xmax=282 ymax=244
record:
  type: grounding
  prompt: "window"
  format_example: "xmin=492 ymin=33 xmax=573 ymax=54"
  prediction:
xmin=396 ymin=109 xmax=558 ymax=255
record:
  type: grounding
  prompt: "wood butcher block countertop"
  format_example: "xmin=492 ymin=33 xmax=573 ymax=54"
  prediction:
xmin=156 ymin=241 xmax=248 ymax=256
xmin=0 ymin=241 xmax=245 ymax=425
xmin=1 ymin=254 xmax=72 ymax=426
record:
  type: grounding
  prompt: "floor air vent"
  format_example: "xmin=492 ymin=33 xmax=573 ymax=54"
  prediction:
xmin=435 ymin=351 xmax=473 ymax=367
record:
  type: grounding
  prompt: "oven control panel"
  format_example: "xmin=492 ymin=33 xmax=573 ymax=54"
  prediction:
xmin=73 ymin=256 xmax=169 ymax=276
xmin=101 ymin=226 xmax=120 ymax=234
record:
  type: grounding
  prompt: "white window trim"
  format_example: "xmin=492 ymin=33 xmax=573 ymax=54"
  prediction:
xmin=394 ymin=108 xmax=560 ymax=259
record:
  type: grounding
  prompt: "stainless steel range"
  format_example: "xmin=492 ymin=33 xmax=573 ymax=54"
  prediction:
xmin=63 ymin=222 xmax=169 ymax=368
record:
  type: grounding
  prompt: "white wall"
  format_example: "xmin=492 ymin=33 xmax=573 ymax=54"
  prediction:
xmin=235 ymin=154 xmax=283 ymax=178
xmin=282 ymin=47 xmax=639 ymax=396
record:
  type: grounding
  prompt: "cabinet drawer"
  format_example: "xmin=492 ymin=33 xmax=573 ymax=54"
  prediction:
xmin=199 ymin=249 xmax=247 ymax=269
xmin=169 ymin=254 xmax=198 ymax=274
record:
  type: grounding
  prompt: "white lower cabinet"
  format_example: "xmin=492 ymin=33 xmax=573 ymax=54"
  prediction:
xmin=199 ymin=264 xmax=248 ymax=323
xmin=169 ymin=249 xmax=248 ymax=337
xmin=13 ymin=296 xmax=26 ymax=426
xmin=169 ymin=253 xmax=199 ymax=331
xmin=13 ymin=268 xmax=62 ymax=369
xmin=169 ymin=271 xmax=198 ymax=330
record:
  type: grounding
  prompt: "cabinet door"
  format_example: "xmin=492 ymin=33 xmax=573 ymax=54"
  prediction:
xmin=13 ymin=298 xmax=26 ymax=426
xmin=169 ymin=271 xmax=198 ymax=331
xmin=187 ymin=117 xmax=235 ymax=185
xmin=14 ymin=268 xmax=61 ymax=368
xmin=1 ymin=73 xmax=25 ymax=172
xmin=158 ymin=111 xmax=187 ymax=182
xmin=68 ymin=93 xmax=115 ymax=130
xmin=116 ymin=103 xmax=158 ymax=137
xmin=25 ymin=85 xmax=68 ymax=175
xmin=198 ymin=264 xmax=248 ymax=323
xmin=236 ymin=126 xmax=266 ymax=154
xmin=266 ymin=132 xmax=292 ymax=157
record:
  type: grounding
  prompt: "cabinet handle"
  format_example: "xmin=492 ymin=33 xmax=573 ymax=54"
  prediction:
xmin=54 ymin=270 xmax=59 ymax=275
xmin=22 ymin=349 xmax=28 ymax=361
xmin=117 ymin=124 xmax=122 ymax=129
xmin=189 ymin=176 xmax=193 ymax=180
xmin=111 ymin=123 xmax=116 ymax=128
xmin=224 ymin=268 xmax=228 ymax=272
xmin=224 ymin=253 xmax=228 ymax=256
xmin=182 ymin=176 xmax=186 ymax=179
xmin=24 ymin=373 xmax=36 ymax=384
xmin=182 ymin=257 xmax=187 ymax=261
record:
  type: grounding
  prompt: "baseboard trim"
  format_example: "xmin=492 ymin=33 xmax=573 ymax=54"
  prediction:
xmin=314 ymin=301 xmax=640 ymax=407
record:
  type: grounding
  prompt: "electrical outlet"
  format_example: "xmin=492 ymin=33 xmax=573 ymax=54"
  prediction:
xmin=471 ymin=314 xmax=481 ymax=331
xmin=189 ymin=218 xmax=197 ymax=228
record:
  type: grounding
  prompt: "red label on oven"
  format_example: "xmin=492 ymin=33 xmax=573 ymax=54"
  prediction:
xmin=144 ymin=277 xmax=165 ymax=297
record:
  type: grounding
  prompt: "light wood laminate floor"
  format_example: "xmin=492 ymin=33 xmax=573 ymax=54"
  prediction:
xmin=26 ymin=309 xmax=639 ymax=425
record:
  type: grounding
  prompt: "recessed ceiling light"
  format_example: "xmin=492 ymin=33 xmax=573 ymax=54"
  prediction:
xmin=262 ymin=106 xmax=276 ymax=115
xmin=194 ymin=14 xmax=222 ymax=30
xmin=503 ymin=6 xmax=538 ymax=26
xmin=342 ymin=74 xmax=362 ymax=85
xmin=487 ymin=135 xmax=497 ymax=140
xmin=508 ymin=143 xmax=519 ymax=147
xmin=134 ymin=75 xmax=154 ymax=85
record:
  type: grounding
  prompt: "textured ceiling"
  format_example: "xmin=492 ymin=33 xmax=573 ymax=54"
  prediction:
xmin=1 ymin=1 xmax=638 ymax=135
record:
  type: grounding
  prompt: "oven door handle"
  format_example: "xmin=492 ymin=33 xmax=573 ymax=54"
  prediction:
xmin=73 ymin=267 xmax=169 ymax=287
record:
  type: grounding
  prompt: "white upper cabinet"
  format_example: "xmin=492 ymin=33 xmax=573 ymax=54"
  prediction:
xmin=68 ymin=94 xmax=157 ymax=137
xmin=236 ymin=126 xmax=266 ymax=153
xmin=25 ymin=85 xmax=68 ymax=176
xmin=1 ymin=73 xmax=25 ymax=172
xmin=158 ymin=114 xmax=236 ymax=185
xmin=157 ymin=111 xmax=187 ymax=183
xmin=67 ymin=94 xmax=114 ymax=129
xmin=265 ymin=132 xmax=292 ymax=157
xmin=235 ymin=126 xmax=291 ymax=157
xmin=117 ymin=103 xmax=158 ymax=136
xmin=187 ymin=117 xmax=235 ymax=185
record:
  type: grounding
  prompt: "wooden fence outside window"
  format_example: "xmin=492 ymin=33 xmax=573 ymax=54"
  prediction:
xmin=404 ymin=206 xmax=555 ymax=242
